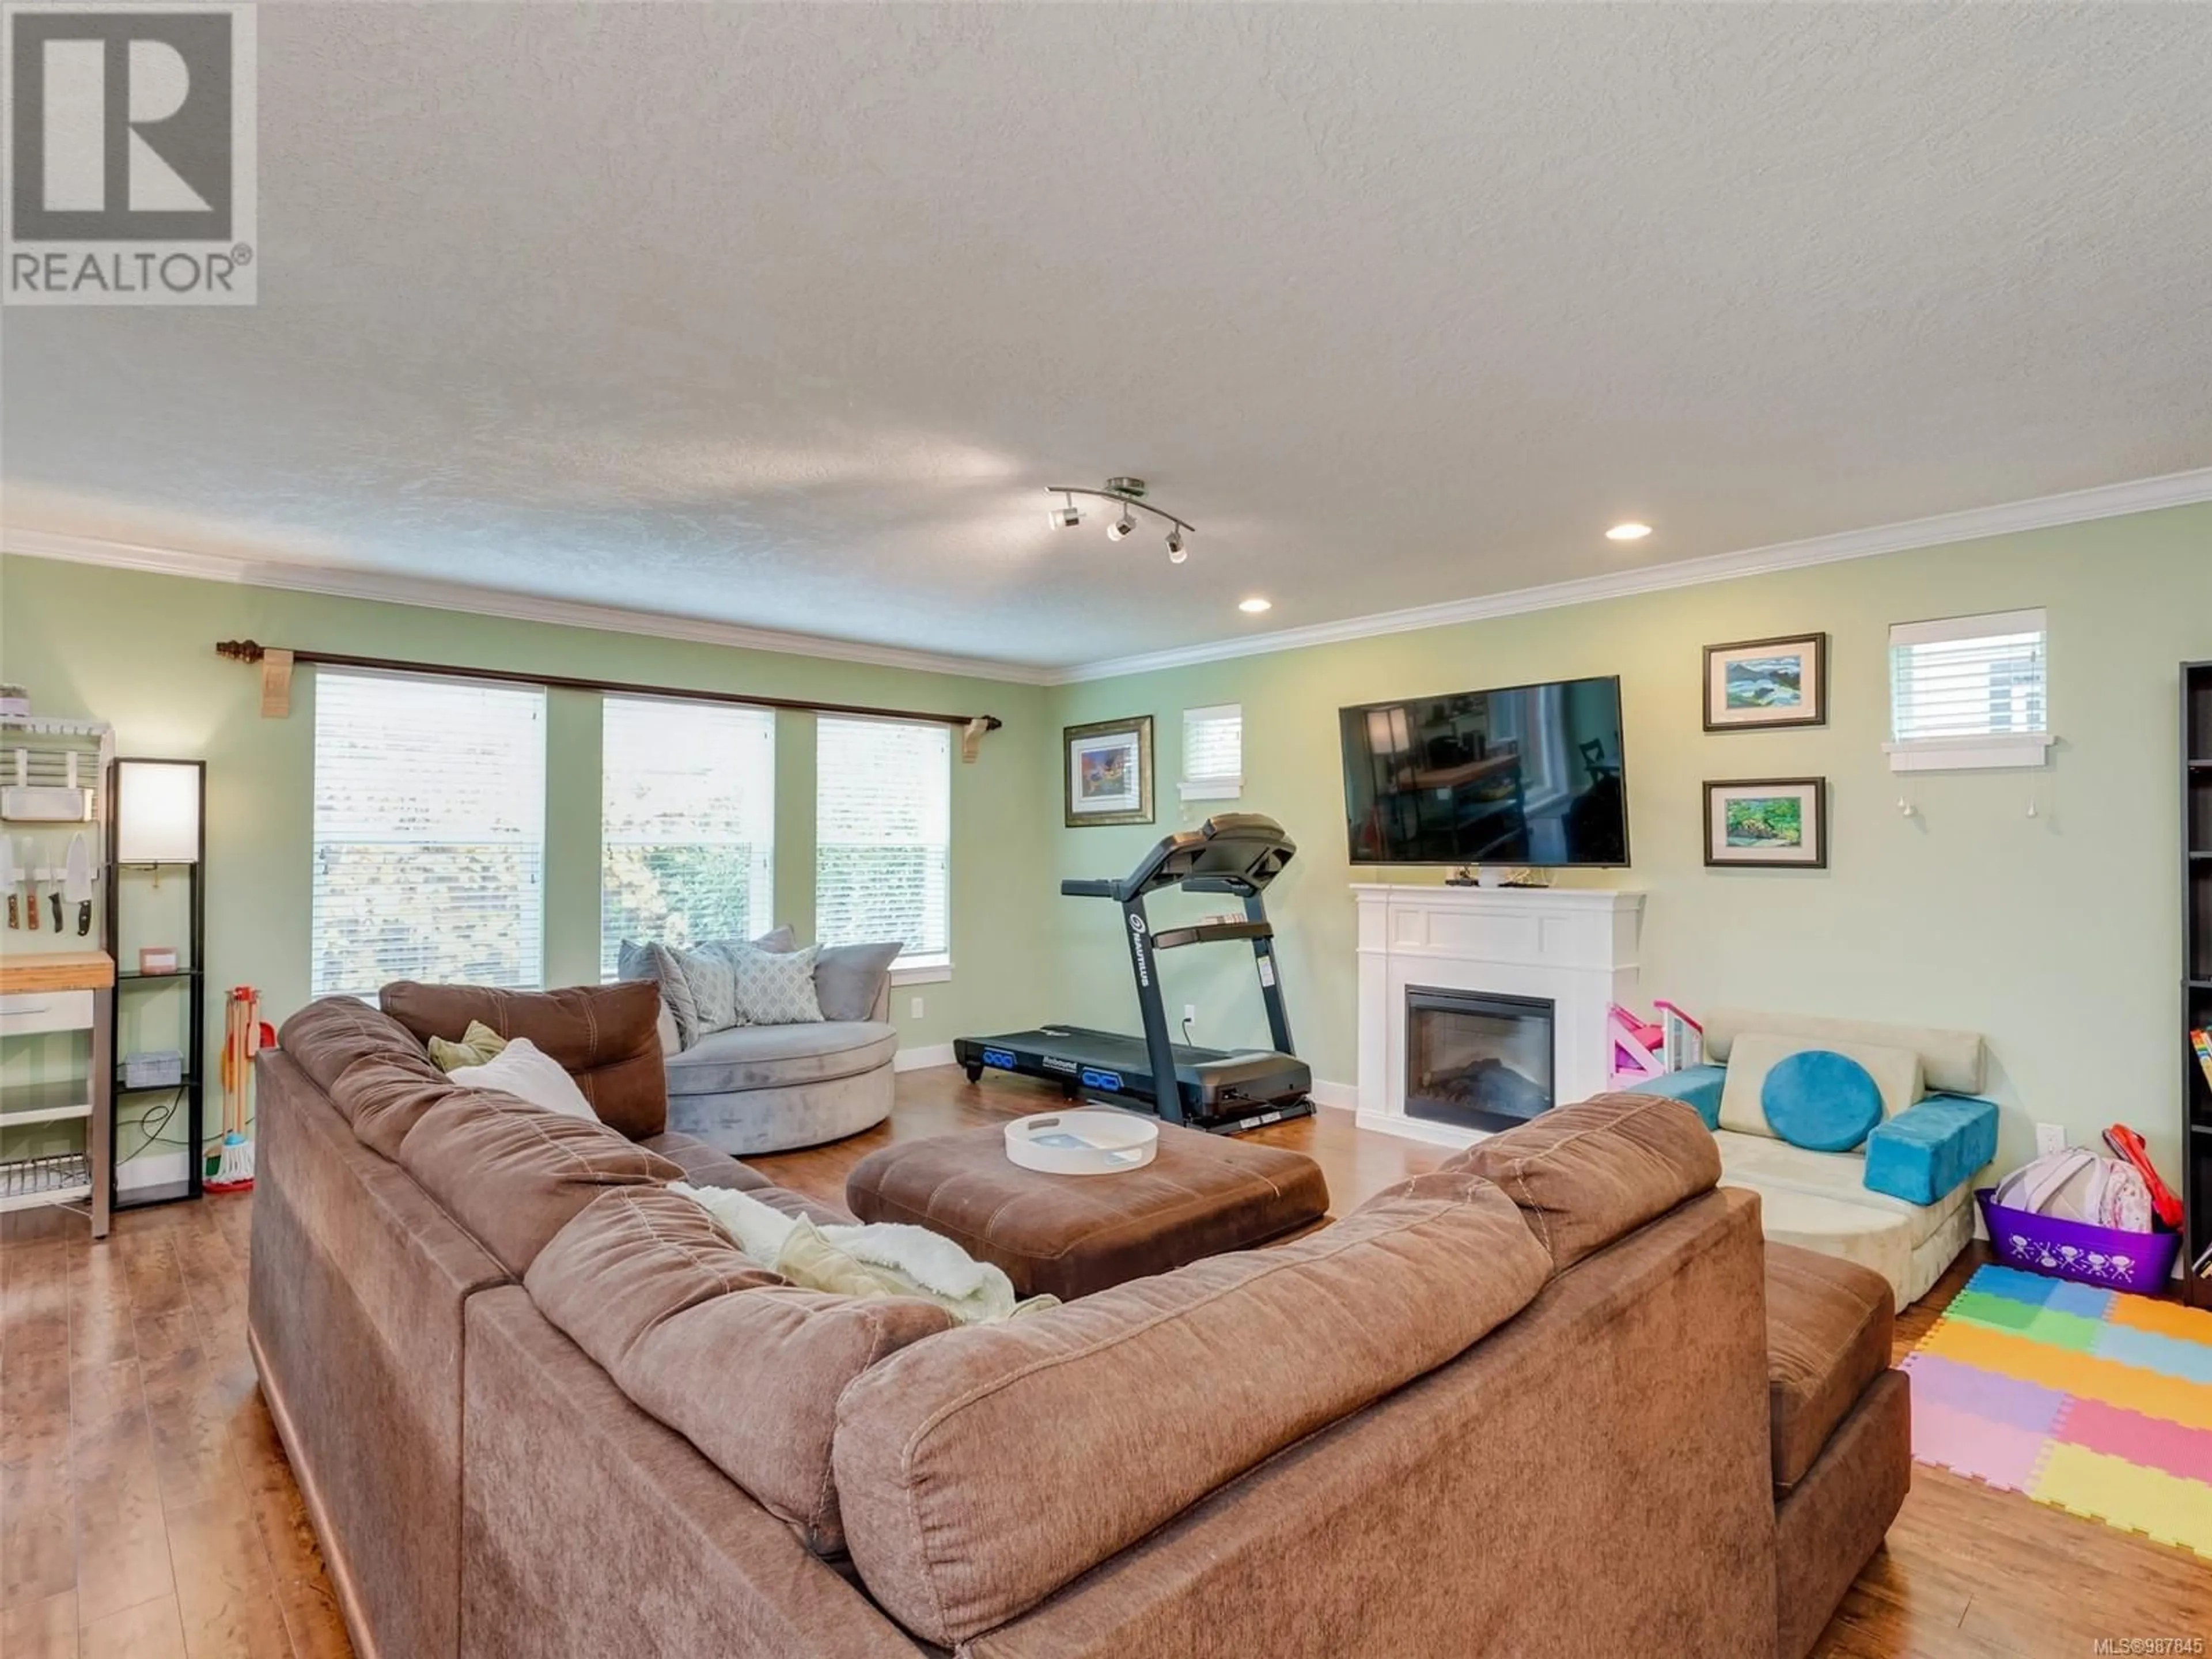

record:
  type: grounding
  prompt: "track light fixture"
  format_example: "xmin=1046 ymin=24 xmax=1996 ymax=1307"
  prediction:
xmin=1043 ymin=477 xmax=1198 ymax=565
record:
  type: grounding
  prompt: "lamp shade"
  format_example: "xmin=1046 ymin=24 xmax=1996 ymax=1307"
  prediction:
xmin=115 ymin=759 xmax=201 ymax=863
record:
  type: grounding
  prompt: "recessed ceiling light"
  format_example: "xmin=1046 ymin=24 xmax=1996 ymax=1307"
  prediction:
xmin=1238 ymin=597 xmax=1272 ymax=614
xmin=1605 ymin=521 xmax=1653 ymax=541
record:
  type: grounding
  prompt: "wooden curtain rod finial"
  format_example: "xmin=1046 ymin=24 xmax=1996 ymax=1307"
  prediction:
xmin=215 ymin=640 xmax=266 ymax=664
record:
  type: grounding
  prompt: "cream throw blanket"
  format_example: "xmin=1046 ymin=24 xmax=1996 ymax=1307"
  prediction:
xmin=671 ymin=1183 xmax=1055 ymax=1325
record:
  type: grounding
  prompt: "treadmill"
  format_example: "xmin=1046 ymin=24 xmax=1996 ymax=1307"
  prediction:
xmin=955 ymin=813 xmax=1315 ymax=1134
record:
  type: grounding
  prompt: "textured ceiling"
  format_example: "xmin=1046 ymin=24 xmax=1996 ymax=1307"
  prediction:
xmin=4 ymin=3 xmax=2210 ymax=668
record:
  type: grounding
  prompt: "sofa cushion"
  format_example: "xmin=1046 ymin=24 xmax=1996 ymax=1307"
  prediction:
xmin=1453 ymin=1093 xmax=1721 ymax=1272
xmin=831 ymin=1171 xmax=1551 ymax=1649
xmin=1705 ymin=1007 xmax=1985 ymax=1096
xmin=1764 ymin=1243 xmax=1894 ymax=1492
xmin=1762 ymin=1050 xmax=1886 ymax=1153
xmin=279 ymin=997 xmax=445 ymax=1106
xmin=395 ymin=1093 xmax=682 ymax=1276
xmin=525 ymin=1187 xmax=954 ymax=1555
xmin=381 ymin=980 xmax=668 ymax=1139
xmin=637 ymin=1129 xmax=771 ymax=1191
xmin=1862 ymin=1093 xmax=2001 ymax=1206
xmin=812 ymin=941 xmax=902 ymax=1022
xmin=332 ymin=1060 xmax=463 ymax=1163
xmin=1719 ymin=1032 xmax=1923 ymax=1144
xmin=1715 ymin=1131 xmax=1969 ymax=1250
xmin=664 ymin=1020 xmax=898 ymax=1096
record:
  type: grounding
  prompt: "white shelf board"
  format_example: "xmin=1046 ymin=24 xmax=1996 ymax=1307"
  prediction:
xmin=0 ymin=1182 xmax=93 ymax=1214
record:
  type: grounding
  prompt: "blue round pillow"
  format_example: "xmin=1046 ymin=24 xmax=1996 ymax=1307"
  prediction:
xmin=1761 ymin=1050 xmax=1884 ymax=1153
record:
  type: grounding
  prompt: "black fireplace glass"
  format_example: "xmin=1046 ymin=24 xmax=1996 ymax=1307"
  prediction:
xmin=1404 ymin=986 xmax=1556 ymax=1134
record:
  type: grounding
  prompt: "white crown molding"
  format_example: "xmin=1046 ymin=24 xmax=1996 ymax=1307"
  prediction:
xmin=1051 ymin=465 xmax=2212 ymax=684
xmin=8 ymin=464 xmax=2209 ymax=690
xmin=0 ymin=527 xmax=1059 ymax=688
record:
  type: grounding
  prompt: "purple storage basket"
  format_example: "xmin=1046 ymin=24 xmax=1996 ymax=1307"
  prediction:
xmin=1974 ymin=1187 xmax=2180 ymax=1295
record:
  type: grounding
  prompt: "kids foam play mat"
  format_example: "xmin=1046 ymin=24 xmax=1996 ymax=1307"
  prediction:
xmin=1904 ymin=1264 xmax=2212 ymax=1558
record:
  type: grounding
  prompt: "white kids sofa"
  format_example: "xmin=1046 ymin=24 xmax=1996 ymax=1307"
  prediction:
xmin=1636 ymin=1008 xmax=2001 ymax=1308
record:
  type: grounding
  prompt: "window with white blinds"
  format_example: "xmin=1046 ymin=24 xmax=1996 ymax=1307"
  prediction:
xmin=816 ymin=716 xmax=950 ymax=966
xmin=1180 ymin=703 xmax=1243 ymax=801
xmin=600 ymin=697 xmax=777 ymax=978
xmin=311 ymin=672 xmax=547 ymax=998
xmin=1887 ymin=609 xmax=2051 ymax=771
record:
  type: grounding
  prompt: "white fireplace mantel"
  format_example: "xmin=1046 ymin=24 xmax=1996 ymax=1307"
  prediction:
xmin=1353 ymin=882 xmax=1645 ymax=1149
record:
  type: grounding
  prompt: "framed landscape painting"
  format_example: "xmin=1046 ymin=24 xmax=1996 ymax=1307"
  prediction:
xmin=1704 ymin=777 xmax=1827 ymax=869
xmin=1703 ymin=632 xmax=1827 ymax=730
xmin=1064 ymin=715 xmax=1154 ymax=827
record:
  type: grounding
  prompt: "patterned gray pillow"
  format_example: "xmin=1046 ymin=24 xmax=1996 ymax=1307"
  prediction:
xmin=676 ymin=946 xmax=740 ymax=1035
xmin=728 ymin=942 xmax=824 ymax=1026
xmin=621 ymin=941 xmax=700 ymax=1050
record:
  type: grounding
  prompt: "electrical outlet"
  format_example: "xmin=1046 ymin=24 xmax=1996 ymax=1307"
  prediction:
xmin=1183 ymin=1003 xmax=1197 ymax=1027
xmin=908 ymin=995 xmax=925 ymax=1019
xmin=2035 ymin=1122 xmax=2067 ymax=1157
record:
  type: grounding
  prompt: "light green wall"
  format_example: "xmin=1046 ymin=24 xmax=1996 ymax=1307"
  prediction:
xmin=1046 ymin=502 xmax=2212 ymax=1187
xmin=0 ymin=553 xmax=1058 ymax=1161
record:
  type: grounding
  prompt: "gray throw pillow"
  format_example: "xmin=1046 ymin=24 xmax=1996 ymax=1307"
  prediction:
xmin=728 ymin=942 xmax=825 ymax=1026
xmin=676 ymin=946 xmax=740 ymax=1036
xmin=813 ymin=941 xmax=903 ymax=1022
xmin=645 ymin=944 xmax=701 ymax=1049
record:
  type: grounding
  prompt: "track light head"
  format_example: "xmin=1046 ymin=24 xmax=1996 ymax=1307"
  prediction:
xmin=1165 ymin=526 xmax=1187 ymax=562
xmin=1107 ymin=509 xmax=1136 ymax=542
xmin=1048 ymin=494 xmax=1082 ymax=530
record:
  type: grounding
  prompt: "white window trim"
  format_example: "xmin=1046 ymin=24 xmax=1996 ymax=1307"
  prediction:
xmin=1884 ymin=733 xmax=2055 ymax=773
xmin=1887 ymin=606 xmax=2053 ymax=774
xmin=1178 ymin=777 xmax=1244 ymax=802
xmin=890 ymin=957 xmax=953 ymax=986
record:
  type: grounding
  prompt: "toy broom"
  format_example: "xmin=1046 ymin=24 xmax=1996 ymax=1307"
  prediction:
xmin=208 ymin=985 xmax=260 ymax=1192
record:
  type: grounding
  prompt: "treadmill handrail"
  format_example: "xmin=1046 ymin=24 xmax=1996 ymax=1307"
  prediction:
xmin=1059 ymin=877 xmax=1118 ymax=899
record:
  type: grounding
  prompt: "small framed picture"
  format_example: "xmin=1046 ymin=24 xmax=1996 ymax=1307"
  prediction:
xmin=1703 ymin=632 xmax=1827 ymax=730
xmin=1064 ymin=716 xmax=1153 ymax=827
xmin=1704 ymin=778 xmax=1827 ymax=869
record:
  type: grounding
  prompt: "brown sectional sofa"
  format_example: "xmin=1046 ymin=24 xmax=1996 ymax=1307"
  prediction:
xmin=249 ymin=987 xmax=1908 ymax=1659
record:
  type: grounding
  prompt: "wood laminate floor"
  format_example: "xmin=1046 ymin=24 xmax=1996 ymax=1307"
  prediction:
xmin=2 ymin=1066 xmax=2206 ymax=1657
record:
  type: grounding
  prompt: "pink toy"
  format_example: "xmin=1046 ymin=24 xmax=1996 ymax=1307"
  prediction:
xmin=1608 ymin=1003 xmax=1666 ymax=1088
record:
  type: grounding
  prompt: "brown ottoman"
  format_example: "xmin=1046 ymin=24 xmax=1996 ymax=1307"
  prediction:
xmin=1764 ymin=1244 xmax=1912 ymax=1659
xmin=844 ymin=1120 xmax=1331 ymax=1300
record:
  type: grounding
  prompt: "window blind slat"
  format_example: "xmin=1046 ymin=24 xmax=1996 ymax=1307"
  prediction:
xmin=816 ymin=717 xmax=950 ymax=962
xmin=600 ymin=697 xmax=776 ymax=978
xmin=312 ymin=672 xmax=547 ymax=998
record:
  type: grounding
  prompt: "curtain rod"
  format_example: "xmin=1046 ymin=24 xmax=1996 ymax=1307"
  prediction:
xmin=213 ymin=640 xmax=1003 ymax=737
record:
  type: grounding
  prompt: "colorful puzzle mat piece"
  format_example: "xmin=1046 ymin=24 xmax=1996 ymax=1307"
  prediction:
xmin=1907 ymin=1264 xmax=2212 ymax=1559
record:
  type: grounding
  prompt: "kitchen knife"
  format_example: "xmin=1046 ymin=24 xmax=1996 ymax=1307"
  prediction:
xmin=65 ymin=832 xmax=92 ymax=937
xmin=23 ymin=839 xmax=36 ymax=930
xmin=0 ymin=834 xmax=16 ymax=929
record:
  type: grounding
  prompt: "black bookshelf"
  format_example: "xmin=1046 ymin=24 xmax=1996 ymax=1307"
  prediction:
xmin=2185 ymin=664 xmax=2212 ymax=1305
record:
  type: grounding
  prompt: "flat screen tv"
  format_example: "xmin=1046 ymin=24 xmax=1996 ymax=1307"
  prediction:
xmin=1340 ymin=675 xmax=1628 ymax=867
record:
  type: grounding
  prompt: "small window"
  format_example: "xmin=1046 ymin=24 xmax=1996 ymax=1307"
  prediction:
xmin=1180 ymin=704 xmax=1244 ymax=801
xmin=600 ymin=697 xmax=777 ymax=978
xmin=312 ymin=672 xmax=547 ymax=998
xmin=1887 ymin=608 xmax=2051 ymax=771
xmin=816 ymin=716 xmax=951 ymax=968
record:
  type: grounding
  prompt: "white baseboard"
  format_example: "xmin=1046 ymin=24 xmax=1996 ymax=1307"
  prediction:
xmin=117 ymin=1150 xmax=193 ymax=1192
xmin=893 ymin=1043 xmax=956 ymax=1073
xmin=1353 ymin=1107 xmax=1490 ymax=1151
xmin=1308 ymin=1079 xmax=1359 ymax=1112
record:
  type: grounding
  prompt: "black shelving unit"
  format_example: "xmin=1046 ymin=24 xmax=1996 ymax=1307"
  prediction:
xmin=2184 ymin=665 xmax=2212 ymax=1306
xmin=104 ymin=759 xmax=207 ymax=1211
